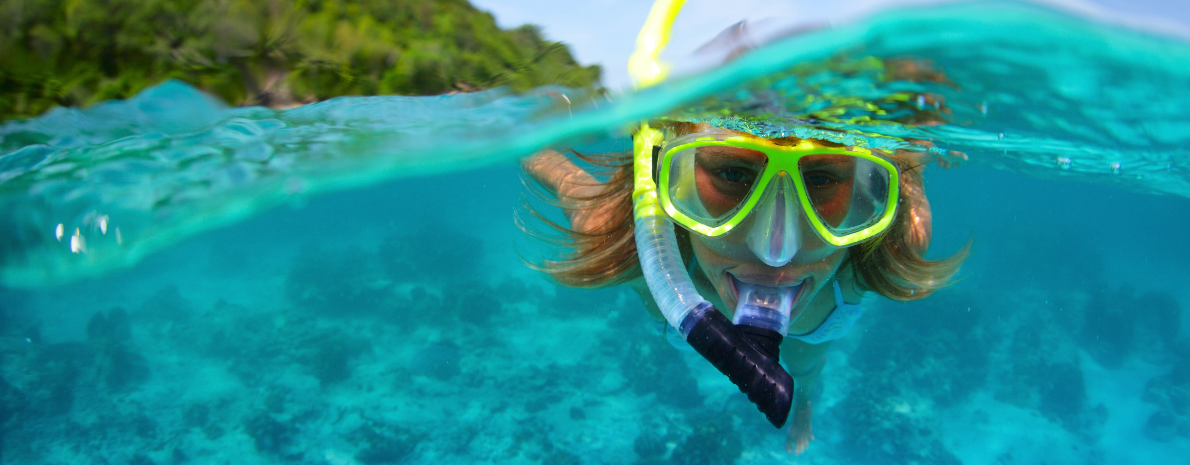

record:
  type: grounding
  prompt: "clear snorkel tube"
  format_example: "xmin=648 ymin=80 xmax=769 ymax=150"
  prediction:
xmin=629 ymin=0 xmax=794 ymax=429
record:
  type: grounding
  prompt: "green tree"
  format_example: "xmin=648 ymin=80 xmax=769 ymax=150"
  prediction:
xmin=0 ymin=0 xmax=601 ymax=120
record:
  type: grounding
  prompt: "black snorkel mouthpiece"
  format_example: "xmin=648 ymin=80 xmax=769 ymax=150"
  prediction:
xmin=681 ymin=305 xmax=794 ymax=428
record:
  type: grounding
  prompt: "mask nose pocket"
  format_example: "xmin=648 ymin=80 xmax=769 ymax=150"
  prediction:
xmin=746 ymin=173 xmax=801 ymax=267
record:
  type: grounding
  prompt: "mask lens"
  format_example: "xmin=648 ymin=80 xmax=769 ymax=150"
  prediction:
xmin=798 ymin=154 xmax=891 ymax=233
xmin=666 ymin=143 xmax=766 ymax=226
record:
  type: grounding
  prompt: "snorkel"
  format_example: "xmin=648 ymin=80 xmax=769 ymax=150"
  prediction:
xmin=629 ymin=0 xmax=794 ymax=428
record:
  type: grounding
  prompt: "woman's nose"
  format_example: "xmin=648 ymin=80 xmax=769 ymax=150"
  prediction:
xmin=746 ymin=172 xmax=802 ymax=267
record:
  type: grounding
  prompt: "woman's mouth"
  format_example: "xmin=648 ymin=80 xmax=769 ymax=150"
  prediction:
xmin=726 ymin=273 xmax=809 ymax=311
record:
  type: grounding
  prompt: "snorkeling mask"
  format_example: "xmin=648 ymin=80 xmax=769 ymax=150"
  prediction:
xmin=657 ymin=127 xmax=900 ymax=266
xmin=627 ymin=0 xmax=899 ymax=429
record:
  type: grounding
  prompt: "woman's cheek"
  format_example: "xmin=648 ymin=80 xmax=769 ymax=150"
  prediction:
xmin=694 ymin=168 xmax=741 ymax=217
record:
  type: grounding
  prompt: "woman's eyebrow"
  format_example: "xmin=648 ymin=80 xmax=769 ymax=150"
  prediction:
xmin=696 ymin=145 xmax=766 ymax=163
xmin=801 ymin=155 xmax=855 ymax=169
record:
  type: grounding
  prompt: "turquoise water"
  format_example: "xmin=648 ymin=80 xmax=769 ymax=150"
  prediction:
xmin=1 ymin=1 xmax=1189 ymax=464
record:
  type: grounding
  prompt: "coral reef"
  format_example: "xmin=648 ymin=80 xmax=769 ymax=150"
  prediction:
xmin=993 ymin=318 xmax=1101 ymax=434
xmin=833 ymin=378 xmax=962 ymax=465
xmin=667 ymin=418 xmax=743 ymax=465
xmin=850 ymin=289 xmax=990 ymax=408
xmin=352 ymin=421 xmax=419 ymax=465
xmin=301 ymin=331 xmax=372 ymax=386
xmin=1142 ymin=350 xmax=1190 ymax=442
xmin=2 ymin=219 xmax=1183 ymax=464
xmin=243 ymin=410 xmax=300 ymax=459
xmin=286 ymin=244 xmax=391 ymax=316
xmin=1079 ymin=284 xmax=1182 ymax=368
xmin=409 ymin=341 xmax=463 ymax=380
xmin=86 ymin=307 xmax=151 ymax=391
xmin=138 ymin=284 xmax=194 ymax=324
xmin=0 ymin=305 xmax=164 ymax=462
xmin=193 ymin=299 xmax=371 ymax=387
xmin=622 ymin=335 xmax=701 ymax=409
xmin=379 ymin=225 xmax=484 ymax=283
xmin=633 ymin=429 xmax=668 ymax=462
xmin=441 ymin=280 xmax=508 ymax=326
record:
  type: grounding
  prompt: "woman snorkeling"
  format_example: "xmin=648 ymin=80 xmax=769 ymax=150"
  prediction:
xmin=522 ymin=119 xmax=966 ymax=453
xmin=521 ymin=0 xmax=967 ymax=455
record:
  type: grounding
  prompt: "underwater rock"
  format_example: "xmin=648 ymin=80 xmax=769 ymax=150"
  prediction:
xmin=1080 ymin=283 xmax=1181 ymax=368
xmin=993 ymin=317 xmax=1103 ymax=437
xmin=183 ymin=403 xmax=210 ymax=429
xmin=0 ymin=287 xmax=30 ymax=337
xmin=541 ymin=449 xmax=582 ymax=465
xmin=0 ymin=338 xmax=99 ymax=445
xmin=198 ymin=302 xmax=370 ymax=389
xmin=632 ymin=430 xmax=667 ymax=461
xmin=103 ymin=343 xmax=151 ymax=390
xmin=1144 ymin=410 xmax=1179 ymax=443
xmin=1143 ymin=352 xmax=1190 ymax=433
xmin=352 ymin=421 xmax=418 ymax=465
xmin=302 ymin=335 xmax=371 ymax=386
xmin=1037 ymin=361 xmax=1089 ymax=430
xmin=139 ymin=283 xmax=193 ymax=323
xmin=1133 ymin=290 xmax=1182 ymax=347
xmin=388 ymin=285 xmax=448 ymax=328
xmin=28 ymin=342 xmax=88 ymax=416
xmin=0 ymin=375 xmax=15 ymax=425
xmin=834 ymin=381 xmax=962 ymax=465
xmin=379 ymin=225 xmax=483 ymax=283
xmin=668 ymin=419 xmax=743 ymax=465
xmin=86 ymin=307 xmax=132 ymax=341
xmin=126 ymin=412 xmax=159 ymax=440
xmin=85 ymin=307 xmax=150 ymax=391
xmin=849 ymin=292 xmax=989 ymax=408
xmin=243 ymin=411 xmax=299 ymax=458
xmin=129 ymin=453 xmax=155 ymax=465
xmin=285 ymin=244 xmax=390 ymax=316
xmin=442 ymin=281 xmax=506 ymax=326
xmin=409 ymin=341 xmax=462 ymax=380
xmin=622 ymin=336 xmax=701 ymax=409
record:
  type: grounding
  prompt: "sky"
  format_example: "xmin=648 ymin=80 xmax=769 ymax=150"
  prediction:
xmin=468 ymin=0 xmax=1190 ymax=89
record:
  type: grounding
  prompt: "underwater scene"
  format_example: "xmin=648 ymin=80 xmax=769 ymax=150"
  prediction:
xmin=2 ymin=1 xmax=1190 ymax=464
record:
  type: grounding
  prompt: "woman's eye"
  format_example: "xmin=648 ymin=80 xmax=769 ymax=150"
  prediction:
xmin=805 ymin=172 xmax=835 ymax=186
xmin=717 ymin=168 xmax=752 ymax=184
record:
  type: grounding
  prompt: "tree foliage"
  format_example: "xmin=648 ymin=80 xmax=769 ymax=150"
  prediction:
xmin=0 ymin=0 xmax=602 ymax=120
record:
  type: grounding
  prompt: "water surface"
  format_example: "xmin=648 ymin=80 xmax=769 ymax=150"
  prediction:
xmin=1 ymin=2 xmax=1188 ymax=464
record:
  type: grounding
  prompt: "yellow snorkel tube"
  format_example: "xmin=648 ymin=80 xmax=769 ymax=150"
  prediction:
xmin=628 ymin=0 xmax=794 ymax=429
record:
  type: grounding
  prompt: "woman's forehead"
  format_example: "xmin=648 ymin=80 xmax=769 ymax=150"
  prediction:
xmin=694 ymin=145 xmax=766 ymax=163
xmin=683 ymin=122 xmax=829 ymax=148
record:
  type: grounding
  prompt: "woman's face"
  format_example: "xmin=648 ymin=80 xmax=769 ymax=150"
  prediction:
xmin=680 ymin=128 xmax=853 ymax=321
xmin=690 ymin=211 xmax=849 ymax=321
